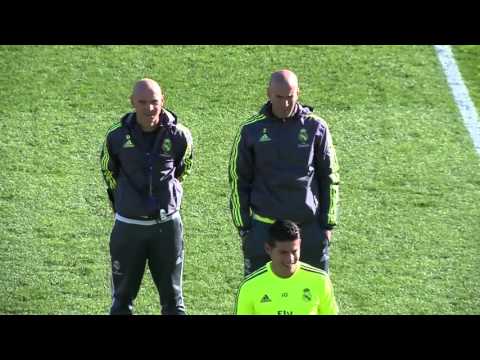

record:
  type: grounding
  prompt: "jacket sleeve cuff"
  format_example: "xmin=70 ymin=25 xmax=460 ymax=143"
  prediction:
xmin=319 ymin=216 xmax=335 ymax=230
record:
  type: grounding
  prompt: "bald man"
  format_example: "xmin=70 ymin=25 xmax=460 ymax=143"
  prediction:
xmin=229 ymin=70 xmax=340 ymax=276
xmin=101 ymin=78 xmax=193 ymax=314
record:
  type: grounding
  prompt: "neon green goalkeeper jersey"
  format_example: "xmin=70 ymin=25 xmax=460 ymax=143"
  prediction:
xmin=234 ymin=261 xmax=338 ymax=315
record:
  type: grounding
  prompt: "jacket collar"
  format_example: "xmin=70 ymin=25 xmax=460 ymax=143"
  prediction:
xmin=159 ymin=108 xmax=177 ymax=127
xmin=260 ymin=101 xmax=313 ymax=122
xmin=125 ymin=108 xmax=178 ymax=130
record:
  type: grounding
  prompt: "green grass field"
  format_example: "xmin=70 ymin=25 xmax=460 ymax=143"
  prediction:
xmin=1 ymin=45 xmax=479 ymax=314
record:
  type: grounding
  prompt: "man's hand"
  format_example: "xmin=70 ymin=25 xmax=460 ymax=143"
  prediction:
xmin=239 ymin=228 xmax=250 ymax=252
xmin=324 ymin=229 xmax=332 ymax=245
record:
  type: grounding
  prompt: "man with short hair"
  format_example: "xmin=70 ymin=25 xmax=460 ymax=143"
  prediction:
xmin=100 ymin=78 xmax=193 ymax=315
xmin=229 ymin=69 xmax=340 ymax=276
xmin=234 ymin=220 xmax=338 ymax=315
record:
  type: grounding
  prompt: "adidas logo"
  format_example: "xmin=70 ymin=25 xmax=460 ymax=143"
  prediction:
xmin=259 ymin=134 xmax=271 ymax=142
xmin=123 ymin=139 xmax=135 ymax=148
xmin=260 ymin=294 xmax=271 ymax=303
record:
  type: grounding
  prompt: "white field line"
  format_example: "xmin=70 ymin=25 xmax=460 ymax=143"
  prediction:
xmin=434 ymin=45 xmax=480 ymax=156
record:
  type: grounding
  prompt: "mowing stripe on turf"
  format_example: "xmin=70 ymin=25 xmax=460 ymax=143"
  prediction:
xmin=435 ymin=45 xmax=480 ymax=156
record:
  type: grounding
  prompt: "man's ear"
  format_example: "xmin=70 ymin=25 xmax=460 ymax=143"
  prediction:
xmin=264 ymin=243 xmax=272 ymax=256
xmin=130 ymin=95 xmax=134 ymax=107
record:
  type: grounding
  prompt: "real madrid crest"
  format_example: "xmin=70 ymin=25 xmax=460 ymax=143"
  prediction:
xmin=162 ymin=138 xmax=172 ymax=153
xmin=298 ymin=128 xmax=308 ymax=144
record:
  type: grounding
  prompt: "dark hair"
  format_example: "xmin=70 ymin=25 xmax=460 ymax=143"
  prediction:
xmin=267 ymin=220 xmax=301 ymax=247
